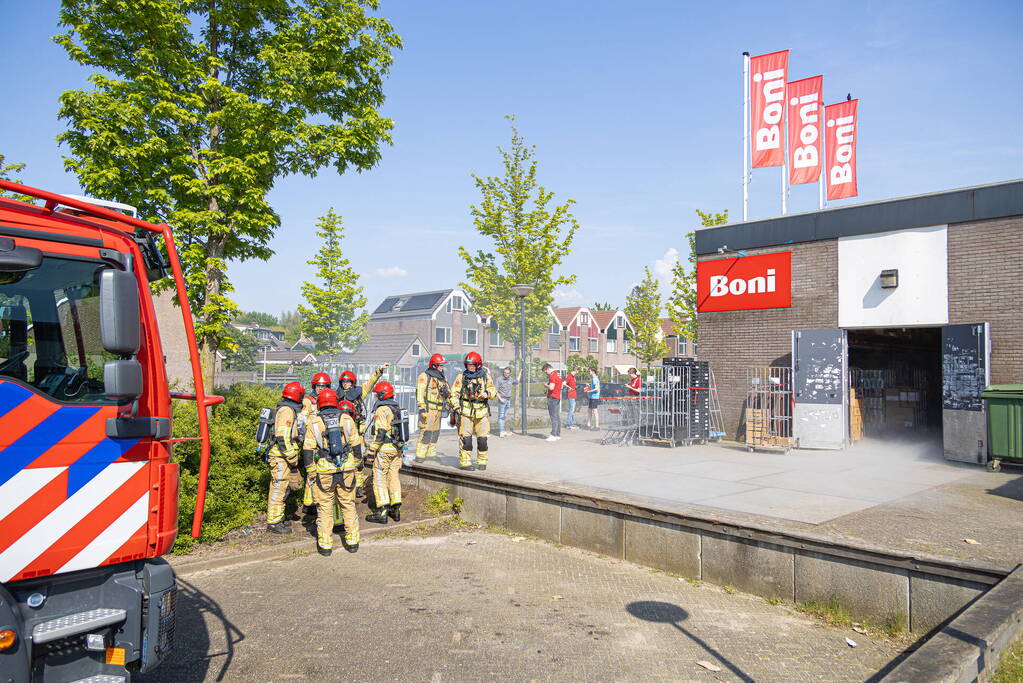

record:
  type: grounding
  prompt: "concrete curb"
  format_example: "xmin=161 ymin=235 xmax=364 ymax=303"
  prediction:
xmin=879 ymin=564 xmax=1023 ymax=683
xmin=170 ymin=515 xmax=454 ymax=577
xmin=402 ymin=463 xmax=1012 ymax=634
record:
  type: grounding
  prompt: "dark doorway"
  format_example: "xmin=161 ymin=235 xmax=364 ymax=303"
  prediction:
xmin=847 ymin=327 xmax=943 ymax=442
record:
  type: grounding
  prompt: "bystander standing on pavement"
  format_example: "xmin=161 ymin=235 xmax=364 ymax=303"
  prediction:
xmin=564 ymin=370 xmax=578 ymax=430
xmin=495 ymin=366 xmax=518 ymax=437
xmin=583 ymin=368 xmax=601 ymax=430
xmin=627 ymin=367 xmax=642 ymax=395
xmin=543 ymin=363 xmax=562 ymax=441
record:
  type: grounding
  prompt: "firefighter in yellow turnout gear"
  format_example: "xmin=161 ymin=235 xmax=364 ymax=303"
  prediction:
xmin=449 ymin=352 xmax=497 ymax=471
xmin=415 ymin=353 xmax=450 ymax=460
xmin=300 ymin=372 xmax=333 ymax=514
xmin=365 ymin=381 xmax=407 ymax=524
xmin=303 ymin=389 xmax=362 ymax=556
xmin=338 ymin=365 xmax=388 ymax=497
xmin=266 ymin=382 xmax=306 ymax=533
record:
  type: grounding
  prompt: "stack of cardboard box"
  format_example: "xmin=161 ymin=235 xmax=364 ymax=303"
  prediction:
xmin=885 ymin=387 xmax=919 ymax=431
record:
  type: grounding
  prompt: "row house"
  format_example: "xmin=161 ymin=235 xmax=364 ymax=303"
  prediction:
xmin=359 ymin=289 xmax=644 ymax=372
xmin=659 ymin=318 xmax=698 ymax=359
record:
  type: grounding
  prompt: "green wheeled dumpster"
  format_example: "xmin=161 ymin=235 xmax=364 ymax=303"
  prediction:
xmin=981 ymin=385 xmax=1023 ymax=467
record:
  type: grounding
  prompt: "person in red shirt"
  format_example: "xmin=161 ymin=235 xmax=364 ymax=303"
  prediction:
xmin=564 ymin=371 xmax=578 ymax=429
xmin=542 ymin=363 xmax=562 ymax=441
xmin=627 ymin=367 xmax=642 ymax=395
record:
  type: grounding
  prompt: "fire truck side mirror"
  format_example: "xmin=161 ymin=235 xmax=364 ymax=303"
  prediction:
xmin=105 ymin=359 xmax=143 ymax=402
xmin=99 ymin=269 xmax=141 ymax=356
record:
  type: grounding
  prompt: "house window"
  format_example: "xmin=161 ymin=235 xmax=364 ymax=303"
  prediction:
xmin=489 ymin=328 xmax=502 ymax=347
xmin=549 ymin=321 xmax=560 ymax=334
xmin=623 ymin=337 xmax=631 ymax=354
xmin=436 ymin=327 xmax=452 ymax=344
xmin=532 ymin=341 xmax=540 ymax=351
xmin=678 ymin=338 xmax=688 ymax=356
xmin=548 ymin=335 xmax=560 ymax=351
xmin=569 ymin=337 xmax=579 ymax=352
xmin=615 ymin=315 xmax=625 ymax=329
xmin=579 ymin=312 xmax=589 ymax=325
xmin=607 ymin=339 xmax=617 ymax=353
xmin=446 ymin=294 xmax=464 ymax=313
xmin=463 ymin=328 xmax=478 ymax=346
xmin=589 ymin=338 xmax=598 ymax=352
xmin=411 ymin=342 xmax=421 ymax=357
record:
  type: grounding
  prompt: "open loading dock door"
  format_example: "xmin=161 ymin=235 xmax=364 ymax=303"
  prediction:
xmin=792 ymin=329 xmax=848 ymax=449
xmin=942 ymin=323 xmax=990 ymax=464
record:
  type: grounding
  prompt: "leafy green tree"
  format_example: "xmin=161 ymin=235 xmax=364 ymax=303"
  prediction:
xmin=221 ymin=325 xmax=260 ymax=370
xmin=667 ymin=209 xmax=729 ymax=343
xmin=0 ymin=154 xmax=33 ymax=202
xmin=459 ymin=117 xmax=579 ymax=364
xmin=625 ymin=267 xmax=668 ymax=366
xmin=298 ymin=209 xmax=367 ymax=355
xmin=234 ymin=311 xmax=278 ymax=328
xmin=591 ymin=301 xmax=613 ymax=311
xmin=567 ymin=353 xmax=598 ymax=375
xmin=55 ymin=0 xmax=402 ymax=387
xmin=279 ymin=309 xmax=304 ymax=345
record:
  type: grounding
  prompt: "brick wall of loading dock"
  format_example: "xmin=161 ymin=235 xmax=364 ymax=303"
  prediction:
xmin=947 ymin=214 xmax=1023 ymax=385
xmin=697 ymin=241 xmax=839 ymax=440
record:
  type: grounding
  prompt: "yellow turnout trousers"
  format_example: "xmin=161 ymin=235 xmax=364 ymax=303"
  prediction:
xmin=313 ymin=470 xmax=359 ymax=550
xmin=416 ymin=408 xmax=443 ymax=460
xmin=372 ymin=446 xmax=402 ymax=507
xmin=458 ymin=415 xmax=490 ymax=468
xmin=267 ymin=454 xmax=302 ymax=524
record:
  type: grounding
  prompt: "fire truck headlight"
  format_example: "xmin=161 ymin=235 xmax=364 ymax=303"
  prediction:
xmin=0 ymin=628 xmax=16 ymax=650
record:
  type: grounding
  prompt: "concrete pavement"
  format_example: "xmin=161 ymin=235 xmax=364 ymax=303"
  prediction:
xmin=141 ymin=529 xmax=905 ymax=682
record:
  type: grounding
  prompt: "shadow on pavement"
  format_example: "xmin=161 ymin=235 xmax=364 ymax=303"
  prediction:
xmin=626 ymin=600 xmax=754 ymax=682
xmin=987 ymin=472 xmax=1023 ymax=502
xmin=138 ymin=577 xmax=245 ymax=682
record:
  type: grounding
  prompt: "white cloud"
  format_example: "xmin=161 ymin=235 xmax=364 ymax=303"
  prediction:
xmin=652 ymin=247 xmax=679 ymax=296
xmin=374 ymin=266 xmax=408 ymax=278
xmin=553 ymin=288 xmax=587 ymax=306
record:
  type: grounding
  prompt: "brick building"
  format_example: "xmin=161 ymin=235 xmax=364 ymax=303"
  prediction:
xmin=360 ymin=289 xmax=644 ymax=371
xmin=695 ymin=179 xmax=1023 ymax=464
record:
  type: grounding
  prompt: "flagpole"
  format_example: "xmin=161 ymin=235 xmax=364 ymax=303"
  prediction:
xmin=781 ymin=159 xmax=788 ymax=215
xmin=742 ymin=51 xmax=750 ymax=222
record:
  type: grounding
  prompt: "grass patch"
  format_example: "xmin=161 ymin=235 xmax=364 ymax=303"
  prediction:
xmin=796 ymin=597 xmax=853 ymax=628
xmin=723 ymin=585 xmax=737 ymax=595
xmin=766 ymin=597 xmax=785 ymax=606
xmin=993 ymin=633 xmax=1023 ymax=683
xmin=421 ymin=487 xmax=463 ymax=516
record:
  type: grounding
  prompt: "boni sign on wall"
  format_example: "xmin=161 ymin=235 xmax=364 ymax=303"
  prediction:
xmin=696 ymin=252 xmax=792 ymax=312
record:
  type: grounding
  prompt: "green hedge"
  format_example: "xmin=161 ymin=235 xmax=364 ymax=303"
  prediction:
xmin=171 ymin=383 xmax=278 ymax=553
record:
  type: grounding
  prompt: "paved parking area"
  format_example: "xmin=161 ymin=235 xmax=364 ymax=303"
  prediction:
xmin=418 ymin=428 xmax=1023 ymax=566
xmin=142 ymin=530 xmax=903 ymax=682
xmin=427 ymin=429 xmax=977 ymax=524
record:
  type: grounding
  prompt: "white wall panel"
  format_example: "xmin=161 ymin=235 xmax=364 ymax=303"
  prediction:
xmin=838 ymin=225 xmax=948 ymax=328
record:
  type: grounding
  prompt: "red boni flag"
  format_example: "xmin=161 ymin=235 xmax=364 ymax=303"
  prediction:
xmin=825 ymin=99 xmax=859 ymax=200
xmin=786 ymin=76 xmax=823 ymax=185
xmin=750 ymin=50 xmax=789 ymax=168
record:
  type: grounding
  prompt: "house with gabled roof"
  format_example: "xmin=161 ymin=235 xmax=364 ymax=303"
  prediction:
xmin=658 ymin=318 xmax=698 ymax=359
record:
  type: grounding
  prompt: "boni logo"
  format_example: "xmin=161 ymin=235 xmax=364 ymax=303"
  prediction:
xmin=696 ymin=252 xmax=792 ymax=313
xmin=709 ymin=269 xmax=777 ymax=297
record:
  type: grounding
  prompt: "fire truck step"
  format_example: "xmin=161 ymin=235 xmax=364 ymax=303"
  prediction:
xmin=69 ymin=676 xmax=127 ymax=683
xmin=31 ymin=608 xmax=127 ymax=644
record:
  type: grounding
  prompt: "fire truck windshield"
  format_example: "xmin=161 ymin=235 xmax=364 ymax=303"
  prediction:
xmin=0 ymin=255 xmax=117 ymax=403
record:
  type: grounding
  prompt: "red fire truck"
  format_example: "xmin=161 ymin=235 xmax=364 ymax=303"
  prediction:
xmin=0 ymin=180 xmax=221 ymax=682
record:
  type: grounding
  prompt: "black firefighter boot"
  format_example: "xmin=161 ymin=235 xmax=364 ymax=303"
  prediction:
xmin=365 ymin=506 xmax=389 ymax=524
xmin=317 ymin=545 xmax=332 ymax=557
xmin=387 ymin=502 xmax=401 ymax=522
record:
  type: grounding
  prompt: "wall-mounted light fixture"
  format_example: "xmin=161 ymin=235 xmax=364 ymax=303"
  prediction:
xmin=880 ymin=269 xmax=899 ymax=289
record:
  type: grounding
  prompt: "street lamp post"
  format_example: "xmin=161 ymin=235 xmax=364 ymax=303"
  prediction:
xmin=511 ymin=284 xmax=534 ymax=435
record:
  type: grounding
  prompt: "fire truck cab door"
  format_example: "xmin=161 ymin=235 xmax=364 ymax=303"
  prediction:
xmin=792 ymin=328 xmax=848 ymax=450
xmin=941 ymin=323 xmax=990 ymax=464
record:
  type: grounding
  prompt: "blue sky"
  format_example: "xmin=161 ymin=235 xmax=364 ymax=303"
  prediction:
xmin=3 ymin=1 xmax=1020 ymax=317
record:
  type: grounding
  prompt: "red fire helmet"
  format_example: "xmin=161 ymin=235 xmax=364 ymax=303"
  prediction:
xmin=311 ymin=372 xmax=331 ymax=388
xmin=317 ymin=389 xmax=339 ymax=410
xmin=339 ymin=370 xmax=357 ymax=386
xmin=338 ymin=400 xmax=356 ymax=414
xmin=429 ymin=353 xmax=446 ymax=369
xmin=373 ymin=381 xmax=394 ymax=401
xmin=282 ymin=381 xmax=305 ymax=402
xmin=464 ymin=351 xmax=482 ymax=369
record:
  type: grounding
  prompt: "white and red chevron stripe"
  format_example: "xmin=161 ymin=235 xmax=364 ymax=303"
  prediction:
xmin=0 ymin=462 xmax=150 ymax=583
